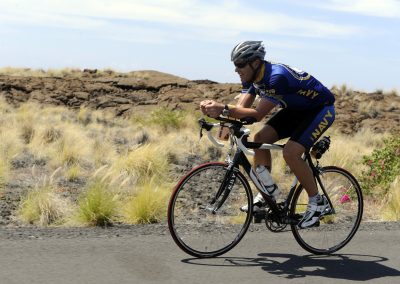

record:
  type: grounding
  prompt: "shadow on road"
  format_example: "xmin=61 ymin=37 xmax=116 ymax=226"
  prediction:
xmin=182 ymin=253 xmax=400 ymax=281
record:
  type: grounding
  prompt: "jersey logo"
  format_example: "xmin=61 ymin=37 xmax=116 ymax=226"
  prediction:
xmin=311 ymin=110 xmax=334 ymax=140
xmin=297 ymin=89 xmax=319 ymax=99
xmin=265 ymin=89 xmax=276 ymax=95
xmin=255 ymin=86 xmax=287 ymax=108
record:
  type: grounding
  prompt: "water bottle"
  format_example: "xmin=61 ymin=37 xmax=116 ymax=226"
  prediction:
xmin=311 ymin=136 xmax=331 ymax=159
xmin=256 ymin=165 xmax=281 ymax=199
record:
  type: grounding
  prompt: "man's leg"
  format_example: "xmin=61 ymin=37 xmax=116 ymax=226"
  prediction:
xmin=284 ymin=140 xmax=331 ymax=228
xmin=253 ymin=125 xmax=279 ymax=169
xmin=240 ymin=125 xmax=280 ymax=213
xmin=282 ymin=141 xmax=317 ymax=197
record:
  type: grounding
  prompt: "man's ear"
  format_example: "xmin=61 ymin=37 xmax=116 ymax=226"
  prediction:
xmin=251 ymin=58 xmax=261 ymax=68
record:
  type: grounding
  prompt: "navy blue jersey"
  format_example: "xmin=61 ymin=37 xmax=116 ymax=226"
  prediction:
xmin=242 ymin=61 xmax=335 ymax=110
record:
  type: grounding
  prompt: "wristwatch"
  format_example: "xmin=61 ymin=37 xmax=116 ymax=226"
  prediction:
xmin=222 ymin=104 xmax=230 ymax=117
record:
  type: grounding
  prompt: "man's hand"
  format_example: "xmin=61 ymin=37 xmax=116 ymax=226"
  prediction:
xmin=200 ymin=100 xmax=224 ymax=118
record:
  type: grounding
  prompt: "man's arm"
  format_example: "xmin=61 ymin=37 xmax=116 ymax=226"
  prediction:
xmin=200 ymin=97 xmax=276 ymax=121
xmin=229 ymin=98 xmax=276 ymax=121
xmin=237 ymin=92 xmax=255 ymax=108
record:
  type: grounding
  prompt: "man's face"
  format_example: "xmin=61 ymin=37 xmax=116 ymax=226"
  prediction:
xmin=234 ymin=60 xmax=254 ymax=83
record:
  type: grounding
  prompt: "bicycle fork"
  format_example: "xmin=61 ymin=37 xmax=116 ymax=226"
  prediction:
xmin=206 ymin=164 xmax=238 ymax=214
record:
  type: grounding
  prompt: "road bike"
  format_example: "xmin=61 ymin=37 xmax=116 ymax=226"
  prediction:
xmin=168 ymin=116 xmax=363 ymax=258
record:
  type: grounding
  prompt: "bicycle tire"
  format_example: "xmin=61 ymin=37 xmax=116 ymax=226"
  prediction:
xmin=168 ymin=162 xmax=253 ymax=258
xmin=290 ymin=166 xmax=363 ymax=255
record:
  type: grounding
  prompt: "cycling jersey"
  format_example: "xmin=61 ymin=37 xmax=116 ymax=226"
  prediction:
xmin=242 ymin=61 xmax=335 ymax=110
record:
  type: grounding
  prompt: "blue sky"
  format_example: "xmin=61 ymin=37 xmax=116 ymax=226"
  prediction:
xmin=0 ymin=0 xmax=399 ymax=92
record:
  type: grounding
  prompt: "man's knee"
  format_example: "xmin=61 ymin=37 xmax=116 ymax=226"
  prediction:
xmin=283 ymin=142 xmax=305 ymax=164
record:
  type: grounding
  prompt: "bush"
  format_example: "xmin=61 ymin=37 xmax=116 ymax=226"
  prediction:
xmin=76 ymin=179 xmax=119 ymax=226
xmin=113 ymin=143 xmax=169 ymax=185
xmin=362 ymin=136 xmax=400 ymax=196
xmin=19 ymin=184 xmax=72 ymax=226
xmin=123 ymin=179 xmax=169 ymax=224
xmin=132 ymin=107 xmax=186 ymax=130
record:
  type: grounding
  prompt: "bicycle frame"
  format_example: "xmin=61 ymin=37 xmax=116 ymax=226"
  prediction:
xmin=200 ymin=117 xmax=334 ymax=224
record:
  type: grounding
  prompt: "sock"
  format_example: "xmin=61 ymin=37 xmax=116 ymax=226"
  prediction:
xmin=309 ymin=193 xmax=322 ymax=204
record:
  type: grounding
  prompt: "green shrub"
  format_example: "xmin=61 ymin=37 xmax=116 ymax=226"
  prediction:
xmin=362 ymin=136 xmax=400 ymax=196
xmin=76 ymin=179 xmax=118 ymax=226
xmin=131 ymin=107 xmax=186 ymax=130
xmin=150 ymin=107 xmax=186 ymax=129
xmin=123 ymin=180 xmax=169 ymax=224
xmin=66 ymin=164 xmax=82 ymax=181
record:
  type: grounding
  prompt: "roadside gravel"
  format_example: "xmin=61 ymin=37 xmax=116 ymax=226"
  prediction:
xmin=0 ymin=221 xmax=399 ymax=240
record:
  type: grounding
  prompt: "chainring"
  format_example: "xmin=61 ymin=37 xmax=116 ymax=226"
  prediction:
xmin=265 ymin=208 xmax=287 ymax=232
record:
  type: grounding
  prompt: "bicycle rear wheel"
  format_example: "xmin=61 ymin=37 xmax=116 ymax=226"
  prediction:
xmin=290 ymin=166 xmax=363 ymax=254
xmin=168 ymin=162 xmax=253 ymax=258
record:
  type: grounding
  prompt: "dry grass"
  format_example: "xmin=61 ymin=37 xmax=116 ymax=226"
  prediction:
xmin=382 ymin=178 xmax=400 ymax=221
xmin=18 ymin=181 xmax=73 ymax=226
xmin=112 ymin=143 xmax=170 ymax=186
xmin=322 ymin=127 xmax=388 ymax=177
xmin=74 ymin=178 xmax=119 ymax=226
xmin=123 ymin=178 xmax=170 ymax=224
xmin=0 ymin=159 xmax=9 ymax=189
xmin=0 ymin=97 xmax=397 ymax=226
xmin=331 ymin=84 xmax=354 ymax=97
xmin=53 ymin=124 xmax=92 ymax=167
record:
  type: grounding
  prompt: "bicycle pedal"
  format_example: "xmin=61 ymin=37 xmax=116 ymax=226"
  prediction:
xmin=253 ymin=216 xmax=264 ymax=223
xmin=253 ymin=211 xmax=266 ymax=223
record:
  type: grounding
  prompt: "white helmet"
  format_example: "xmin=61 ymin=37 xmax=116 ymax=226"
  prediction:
xmin=231 ymin=41 xmax=266 ymax=62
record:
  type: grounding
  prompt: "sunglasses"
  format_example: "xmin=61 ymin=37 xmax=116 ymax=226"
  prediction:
xmin=234 ymin=61 xmax=248 ymax=68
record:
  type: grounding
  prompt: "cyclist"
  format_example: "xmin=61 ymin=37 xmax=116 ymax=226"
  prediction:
xmin=200 ymin=41 xmax=335 ymax=228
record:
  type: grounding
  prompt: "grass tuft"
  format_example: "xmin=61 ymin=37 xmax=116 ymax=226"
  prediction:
xmin=123 ymin=179 xmax=169 ymax=224
xmin=113 ymin=143 xmax=169 ymax=185
xmin=131 ymin=107 xmax=187 ymax=130
xmin=75 ymin=179 xmax=119 ymax=226
xmin=19 ymin=183 xmax=72 ymax=226
xmin=382 ymin=178 xmax=400 ymax=221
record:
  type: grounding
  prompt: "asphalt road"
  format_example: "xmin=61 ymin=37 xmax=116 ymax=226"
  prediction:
xmin=0 ymin=222 xmax=399 ymax=284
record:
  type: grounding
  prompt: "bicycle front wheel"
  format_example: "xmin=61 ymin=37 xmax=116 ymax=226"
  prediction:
xmin=168 ymin=162 xmax=253 ymax=258
xmin=291 ymin=166 xmax=363 ymax=254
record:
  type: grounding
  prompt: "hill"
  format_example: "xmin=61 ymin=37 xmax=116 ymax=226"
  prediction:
xmin=1 ymin=68 xmax=399 ymax=135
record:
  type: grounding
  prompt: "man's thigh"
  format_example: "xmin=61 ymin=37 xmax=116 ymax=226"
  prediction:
xmin=254 ymin=124 xmax=280 ymax=144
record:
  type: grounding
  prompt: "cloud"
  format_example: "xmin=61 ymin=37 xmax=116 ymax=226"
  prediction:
xmin=0 ymin=0 xmax=360 ymax=43
xmin=320 ymin=0 xmax=400 ymax=18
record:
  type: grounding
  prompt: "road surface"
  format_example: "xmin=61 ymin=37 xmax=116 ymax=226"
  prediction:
xmin=0 ymin=222 xmax=399 ymax=284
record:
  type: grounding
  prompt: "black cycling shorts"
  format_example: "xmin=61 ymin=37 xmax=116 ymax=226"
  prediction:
xmin=266 ymin=105 xmax=335 ymax=149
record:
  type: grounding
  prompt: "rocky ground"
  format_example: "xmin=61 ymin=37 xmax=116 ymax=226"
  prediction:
xmin=0 ymin=69 xmax=399 ymax=227
xmin=1 ymin=69 xmax=399 ymax=134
